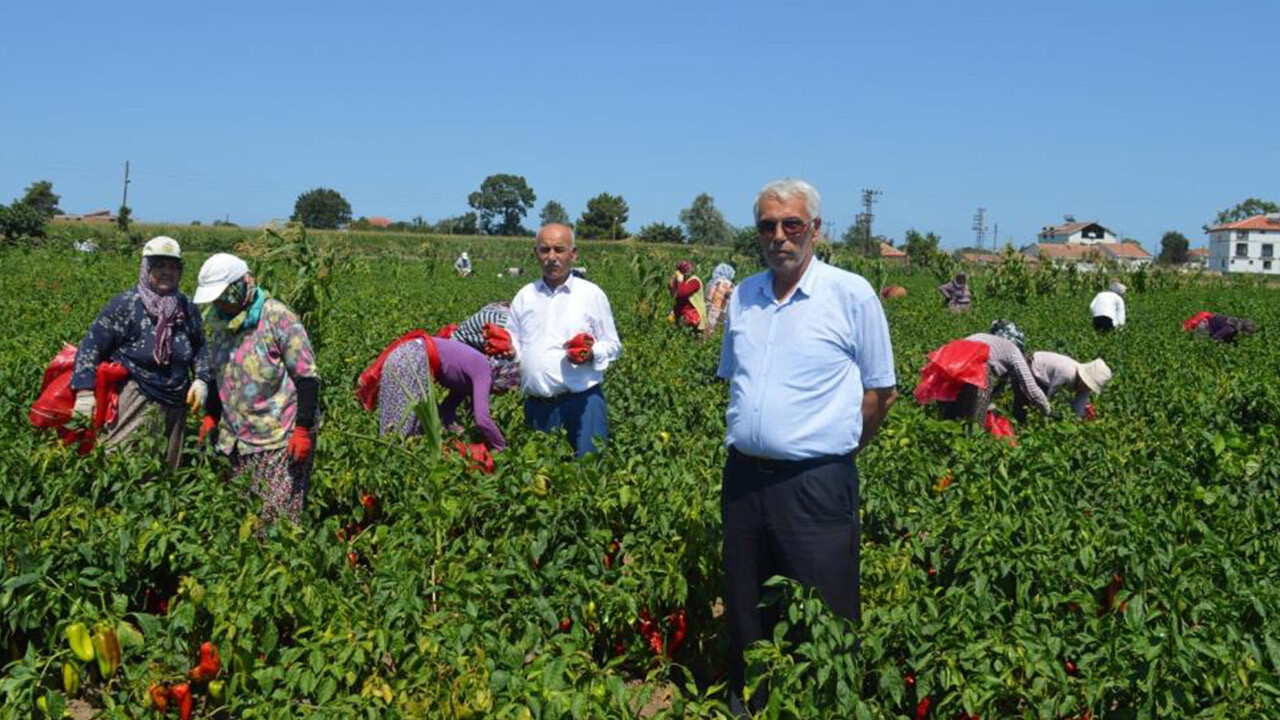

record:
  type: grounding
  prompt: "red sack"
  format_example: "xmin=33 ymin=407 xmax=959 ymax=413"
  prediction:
xmin=446 ymin=439 xmax=495 ymax=474
xmin=435 ymin=324 xmax=458 ymax=340
xmin=984 ymin=410 xmax=1017 ymax=446
xmin=356 ymin=331 xmax=442 ymax=411
xmin=29 ymin=345 xmax=129 ymax=454
xmin=914 ymin=340 xmax=990 ymax=405
xmin=1183 ymin=311 xmax=1213 ymax=332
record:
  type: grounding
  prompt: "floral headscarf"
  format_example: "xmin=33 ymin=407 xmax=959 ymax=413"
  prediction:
xmin=711 ymin=263 xmax=736 ymax=285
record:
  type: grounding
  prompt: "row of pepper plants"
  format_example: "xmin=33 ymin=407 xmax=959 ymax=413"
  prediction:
xmin=1 ymin=237 xmax=1278 ymax=718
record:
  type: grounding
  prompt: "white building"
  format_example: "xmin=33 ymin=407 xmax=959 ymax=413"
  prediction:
xmin=1038 ymin=221 xmax=1118 ymax=245
xmin=1207 ymin=214 xmax=1280 ymax=274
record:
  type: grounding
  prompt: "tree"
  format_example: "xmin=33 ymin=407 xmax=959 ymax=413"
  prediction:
xmin=576 ymin=193 xmax=629 ymax=240
xmin=19 ymin=180 xmax=60 ymax=218
xmin=1208 ymin=198 xmax=1280 ymax=230
xmin=902 ymin=229 xmax=941 ymax=266
xmin=539 ymin=200 xmax=570 ymax=228
xmin=679 ymin=193 xmax=732 ymax=245
xmin=432 ymin=213 xmax=478 ymax=235
xmin=636 ymin=222 xmax=686 ymax=244
xmin=841 ymin=224 xmax=882 ymax=256
xmin=1158 ymin=231 xmax=1190 ymax=265
xmin=0 ymin=201 xmax=48 ymax=243
xmin=467 ymin=174 xmax=536 ymax=236
xmin=117 ymin=205 xmax=132 ymax=231
xmin=292 ymin=188 xmax=352 ymax=230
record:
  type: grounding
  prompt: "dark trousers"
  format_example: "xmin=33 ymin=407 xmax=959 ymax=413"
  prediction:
xmin=721 ymin=447 xmax=860 ymax=694
xmin=1092 ymin=315 xmax=1114 ymax=332
xmin=523 ymin=385 xmax=608 ymax=457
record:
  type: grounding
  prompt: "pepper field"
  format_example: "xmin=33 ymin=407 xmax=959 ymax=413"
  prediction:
xmin=2 ymin=228 xmax=1279 ymax=719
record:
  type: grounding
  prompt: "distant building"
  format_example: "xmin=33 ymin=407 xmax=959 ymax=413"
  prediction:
xmin=958 ymin=251 xmax=1003 ymax=265
xmin=877 ymin=242 xmax=907 ymax=263
xmin=1020 ymin=241 xmax=1151 ymax=270
xmin=1037 ymin=221 xmax=1117 ymax=245
xmin=367 ymin=216 xmax=393 ymax=228
xmin=1206 ymin=214 xmax=1280 ymax=275
xmin=1184 ymin=248 xmax=1209 ymax=268
xmin=53 ymin=209 xmax=115 ymax=224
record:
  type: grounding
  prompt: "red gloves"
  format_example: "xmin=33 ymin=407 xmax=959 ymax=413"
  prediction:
xmin=446 ymin=440 xmax=495 ymax=474
xmin=483 ymin=324 xmax=513 ymax=357
xmin=287 ymin=427 xmax=313 ymax=463
xmin=198 ymin=415 xmax=218 ymax=443
xmin=564 ymin=333 xmax=595 ymax=365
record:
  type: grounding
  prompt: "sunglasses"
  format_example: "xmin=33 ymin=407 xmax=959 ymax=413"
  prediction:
xmin=756 ymin=217 xmax=810 ymax=236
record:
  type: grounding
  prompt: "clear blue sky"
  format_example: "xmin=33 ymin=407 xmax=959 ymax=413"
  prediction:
xmin=3 ymin=1 xmax=1277 ymax=250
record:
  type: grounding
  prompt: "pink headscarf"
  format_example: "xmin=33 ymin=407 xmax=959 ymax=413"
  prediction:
xmin=137 ymin=257 xmax=182 ymax=365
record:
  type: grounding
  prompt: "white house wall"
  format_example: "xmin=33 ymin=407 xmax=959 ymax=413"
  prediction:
xmin=1208 ymin=229 xmax=1280 ymax=274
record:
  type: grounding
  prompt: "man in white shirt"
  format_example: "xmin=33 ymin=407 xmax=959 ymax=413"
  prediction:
xmin=499 ymin=224 xmax=621 ymax=456
xmin=1090 ymin=282 xmax=1126 ymax=331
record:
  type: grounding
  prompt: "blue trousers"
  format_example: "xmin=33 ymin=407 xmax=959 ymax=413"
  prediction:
xmin=523 ymin=385 xmax=609 ymax=457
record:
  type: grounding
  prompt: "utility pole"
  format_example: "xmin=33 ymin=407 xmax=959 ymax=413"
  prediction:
xmin=121 ymin=161 xmax=131 ymax=209
xmin=993 ymin=222 xmax=999 ymax=249
xmin=972 ymin=207 xmax=987 ymax=251
xmin=857 ymin=188 xmax=882 ymax=254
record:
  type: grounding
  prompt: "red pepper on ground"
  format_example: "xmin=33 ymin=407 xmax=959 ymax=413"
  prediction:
xmin=559 ymin=617 xmax=572 ymax=632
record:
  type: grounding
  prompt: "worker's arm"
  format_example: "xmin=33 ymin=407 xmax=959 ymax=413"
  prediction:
xmin=857 ymin=387 xmax=897 ymax=453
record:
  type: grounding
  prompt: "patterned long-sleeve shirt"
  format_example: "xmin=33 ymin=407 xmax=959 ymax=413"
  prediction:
xmin=207 ymin=298 xmax=319 ymax=454
xmin=704 ymin=278 xmax=734 ymax=332
xmin=451 ymin=302 xmax=520 ymax=393
xmin=966 ymin=333 xmax=1052 ymax=415
xmin=72 ymin=288 xmax=210 ymax=406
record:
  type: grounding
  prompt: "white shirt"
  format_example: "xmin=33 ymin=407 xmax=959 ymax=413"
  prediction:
xmin=1089 ymin=291 xmax=1126 ymax=327
xmin=508 ymin=275 xmax=622 ymax=398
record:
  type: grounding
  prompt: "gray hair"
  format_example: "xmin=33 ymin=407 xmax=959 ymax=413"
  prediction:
xmin=753 ymin=178 xmax=822 ymax=222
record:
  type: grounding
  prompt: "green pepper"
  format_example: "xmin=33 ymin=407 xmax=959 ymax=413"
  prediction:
xmin=62 ymin=661 xmax=80 ymax=696
xmin=36 ymin=695 xmax=49 ymax=717
xmin=64 ymin=623 xmax=95 ymax=663
xmin=91 ymin=623 xmax=120 ymax=679
xmin=208 ymin=679 xmax=225 ymax=703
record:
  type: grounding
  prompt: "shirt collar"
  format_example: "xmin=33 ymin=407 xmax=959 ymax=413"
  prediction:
xmin=760 ymin=256 xmax=823 ymax=304
xmin=537 ymin=274 xmax=575 ymax=295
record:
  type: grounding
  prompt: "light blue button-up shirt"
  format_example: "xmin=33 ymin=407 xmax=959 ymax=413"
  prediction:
xmin=717 ymin=258 xmax=896 ymax=460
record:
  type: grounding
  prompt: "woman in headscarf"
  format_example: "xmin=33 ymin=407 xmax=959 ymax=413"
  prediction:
xmin=938 ymin=273 xmax=972 ymax=313
xmin=703 ymin=262 xmax=736 ymax=336
xmin=366 ymin=331 xmax=506 ymax=452
xmin=70 ymin=236 xmax=210 ymax=467
xmin=936 ymin=321 xmax=1058 ymax=424
xmin=1193 ymin=314 xmax=1255 ymax=343
xmin=446 ymin=301 xmax=521 ymax=394
xmin=193 ymin=253 xmax=320 ymax=526
xmin=669 ymin=260 xmax=707 ymax=332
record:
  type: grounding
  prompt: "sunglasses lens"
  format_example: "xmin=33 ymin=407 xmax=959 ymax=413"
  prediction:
xmin=756 ymin=220 xmax=778 ymax=235
xmin=781 ymin=219 xmax=806 ymax=233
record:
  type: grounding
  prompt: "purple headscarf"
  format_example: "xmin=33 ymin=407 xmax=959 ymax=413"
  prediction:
xmin=137 ymin=257 xmax=182 ymax=365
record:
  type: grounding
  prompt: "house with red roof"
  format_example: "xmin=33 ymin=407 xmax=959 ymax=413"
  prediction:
xmin=1037 ymin=220 xmax=1117 ymax=245
xmin=1206 ymin=214 xmax=1280 ymax=274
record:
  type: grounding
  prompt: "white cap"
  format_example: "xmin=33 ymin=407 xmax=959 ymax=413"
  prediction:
xmin=142 ymin=236 xmax=182 ymax=258
xmin=193 ymin=253 xmax=250 ymax=304
xmin=1077 ymin=358 xmax=1113 ymax=394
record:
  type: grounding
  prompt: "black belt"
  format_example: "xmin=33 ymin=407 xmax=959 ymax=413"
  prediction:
xmin=729 ymin=446 xmax=848 ymax=475
xmin=527 ymin=387 xmax=596 ymax=405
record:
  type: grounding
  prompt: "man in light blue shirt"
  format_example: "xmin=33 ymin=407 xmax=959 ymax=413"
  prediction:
xmin=717 ymin=178 xmax=897 ymax=713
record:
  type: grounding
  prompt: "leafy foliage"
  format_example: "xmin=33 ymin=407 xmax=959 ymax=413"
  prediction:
xmin=2 ymin=235 xmax=1279 ymax=719
xmin=679 ymin=194 xmax=732 ymax=246
xmin=636 ymin=222 xmax=686 ymax=244
xmin=1158 ymin=230 xmax=1190 ymax=265
xmin=19 ymin=180 xmax=60 ymax=218
xmin=1208 ymin=197 xmax=1279 ymax=230
xmin=0 ymin=201 xmax=47 ymax=243
xmin=538 ymin=200 xmax=570 ymax=228
xmin=576 ymin=193 xmax=629 ymax=240
xmin=292 ymin=188 xmax=353 ymax=230
xmin=467 ymin=174 xmax=536 ymax=236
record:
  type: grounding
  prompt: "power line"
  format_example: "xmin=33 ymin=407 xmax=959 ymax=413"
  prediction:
xmin=857 ymin=188 xmax=882 ymax=252
xmin=972 ymin=207 xmax=987 ymax=251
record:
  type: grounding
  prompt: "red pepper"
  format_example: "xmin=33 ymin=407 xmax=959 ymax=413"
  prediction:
xmin=637 ymin=608 xmax=664 ymax=656
xmin=559 ymin=617 xmax=572 ymax=632
xmin=667 ymin=609 xmax=687 ymax=657
xmin=168 ymin=683 xmax=192 ymax=720
xmin=904 ymin=672 xmax=916 ymax=687
xmin=148 ymin=684 xmax=168 ymax=712
xmin=1064 ymin=658 xmax=1078 ymax=676
xmin=915 ymin=696 xmax=930 ymax=720
xmin=189 ymin=641 xmax=221 ymax=683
